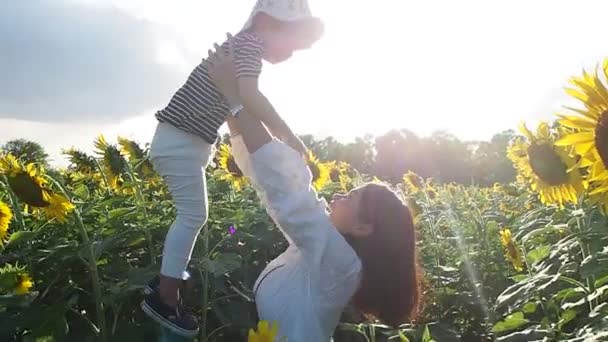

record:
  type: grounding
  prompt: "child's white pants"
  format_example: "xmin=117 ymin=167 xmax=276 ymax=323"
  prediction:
xmin=149 ymin=122 xmax=213 ymax=279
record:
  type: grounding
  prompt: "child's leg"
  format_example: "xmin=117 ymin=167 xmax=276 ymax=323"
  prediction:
xmin=157 ymin=168 xmax=208 ymax=306
xmin=149 ymin=123 xmax=211 ymax=307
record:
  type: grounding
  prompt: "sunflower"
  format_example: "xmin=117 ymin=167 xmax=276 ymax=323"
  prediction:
xmin=0 ymin=154 xmax=49 ymax=207
xmin=329 ymin=161 xmax=350 ymax=182
xmin=507 ymin=122 xmax=585 ymax=207
xmin=555 ymin=61 xmax=608 ymax=195
xmin=338 ymin=173 xmax=354 ymax=192
xmin=94 ymin=135 xmax=127 ymax=190
xmin=0 ymin=154 xmax=22 ymax=177
xmin=0 ymin=154 xmax=75 ymax=222
xmin=217 ymin=144 xmax=248 ymax=191
xmin=405 ymin=196 xmax=422 ymax=221
xmin=445 ymin=184 xmax=458 ymax=197
xmin=306 ymin=151 xmax=330 ymax=191
xmin=118 ymin=137 xmax=155 ymax=178
xmin=42 ymin=193 xmax=75 ymax=223
xmin=328 ymin=161 xmax=354 ymax=191
xmin=0 ymin=201 xmax=13 ymax=245
xmin=499 ymin=228 xmax=524 ymax=272
xmin=63 ymin=148 xmax=97 ymax=174
xmin=14 ymin=273 xmax=33 ymax=295
xmin=403 ymin=171 xmax=424 ymax=194
xmin=248 ymin=321 xmax=282 ymax=342
xmin=425 ymin=184 xmax=438 ymax=200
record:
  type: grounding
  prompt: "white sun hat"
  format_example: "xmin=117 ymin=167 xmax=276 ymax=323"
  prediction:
xmin=242 ymin=0 xmax=315 ymax=31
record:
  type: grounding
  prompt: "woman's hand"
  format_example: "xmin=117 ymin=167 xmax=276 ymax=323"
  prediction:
xmin=207 ymin=33 xmax=240 ymax=107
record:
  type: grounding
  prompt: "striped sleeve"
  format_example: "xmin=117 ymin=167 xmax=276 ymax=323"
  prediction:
xmin=233 ymin=33 xmax=264 ymax=79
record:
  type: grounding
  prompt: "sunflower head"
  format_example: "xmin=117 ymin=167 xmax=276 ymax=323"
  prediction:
xmin=94 ymin=135 xmax=128 ymax=190
xmin=499 ymin=228 xmax=524 ymax=272
xmin=0 ymin=156 xmax=50 ymax=208
xmin=306 ymin=151 xmax=330 ymax=191
xmin=329 ymin=162 xmax=341 ymax=183
xmin=14 ymin=273 xmax=33 ymax=295
xmin=118 ymin=137 xmax=155 ymax=178
xmin=405 ymin=196 xmax=422 ymax=220
xmin=338 ymin=173 xmax=354 ymax=192
xmin=217 ymin=144 xmax=248 ymax=191
xmin=42 ymin=193 xmax=75 ymax=223
xmin=403 ymin=171 xmax=424 ymax=194
xmin=0 ymin=154 xmax=22 ymax=177
xmin=218 ymin=144 xmax=243 ymax=176
xmin=63 ymin=148 xmax=97 ymax=174
xmin=0 ymin=201 xmax=13 ymax=245
xmin=118 ymin=137 xmax=145 ymax=160
xmin=248 ymin=320 xmax=279 ymax=342
xmin=508 ymin=122 xmax=585 ymax=207
xmin=554 ymin=61 xmax=608 ymax=205
xmin=329 ymin=161 xmax=351 ymax=182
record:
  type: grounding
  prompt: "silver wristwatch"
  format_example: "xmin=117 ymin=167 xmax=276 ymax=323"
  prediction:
xmin=230 ymin=104 xmax=244 ymax=117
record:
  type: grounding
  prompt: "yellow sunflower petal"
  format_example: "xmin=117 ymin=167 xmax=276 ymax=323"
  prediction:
xmin=14 ymin=274 xmax=33 ymax=295
xmin=518 ymin=122 xmax=535 ymax=141
xmin=572 ymin=141 xmax=596 ymax=156
xmin=248 ymin=329 xmax=259 ymax=342
xmin=0 ymin=201 xmax=13 ymax=244
xmin=565 ymin=87 xmax=590 ymax=104
xmin=270 ymin=321 xmax=279 ymax=337
xmin=42 ymin=193 xmax=75 ymax=223
xmin=557 ymin=115 xmax=598 ymax=130
xmin=555 ymin=132 xmax=595 ymax=146
xmin=258 ymin=320 xmax=269 ymax=335
xmin=537 ymin=122 xmax=550 ymax=140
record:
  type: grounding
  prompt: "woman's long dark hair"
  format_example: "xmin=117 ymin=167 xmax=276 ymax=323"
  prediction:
xmin=347 ymin=183 xmax=422 ymax=326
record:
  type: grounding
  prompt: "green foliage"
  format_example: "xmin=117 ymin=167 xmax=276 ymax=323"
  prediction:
xmin=0 ymin=132 xmax=607 ymax=342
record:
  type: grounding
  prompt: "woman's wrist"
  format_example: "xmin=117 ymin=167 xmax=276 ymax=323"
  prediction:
xmin=224 ymin=94 xmax=242 ymax=109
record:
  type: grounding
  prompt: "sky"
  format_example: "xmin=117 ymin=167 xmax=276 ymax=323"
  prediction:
xmin=2 ymin=0 xmax=608 ymax=166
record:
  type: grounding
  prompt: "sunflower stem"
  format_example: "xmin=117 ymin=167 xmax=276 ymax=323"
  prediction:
xmin=199 ymin=254 xmax=209 ymax=339
xmin=124 ymin=166 xmax=156 ymax=264
xmin=50 ymin=178 xmax=108 ymax=342
xmin=93 ymin=159 xmax=113 ymax=196
xmin=73 ymin=206 xmax=108 ymax=342
xmin=0 ymin=176 xmax=34 ymax=275
xmin=574 ymin=205 xmax=595 ymax=312
xmin=520 ymin=242 xmax=549 ymax=318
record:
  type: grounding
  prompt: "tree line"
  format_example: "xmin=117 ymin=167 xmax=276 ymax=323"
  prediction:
xmin=2 ymin=128 xmax=518 ymax=187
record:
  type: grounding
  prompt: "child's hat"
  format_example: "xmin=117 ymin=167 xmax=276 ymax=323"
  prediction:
xmin=242 ymin=0 xmax=315 ymax=30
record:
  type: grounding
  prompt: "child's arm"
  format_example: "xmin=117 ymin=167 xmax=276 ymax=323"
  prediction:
xmin=226 ymin=32 xmax=307 ymax=155
xmin=237 ymin=78 xmax=307 ymax=155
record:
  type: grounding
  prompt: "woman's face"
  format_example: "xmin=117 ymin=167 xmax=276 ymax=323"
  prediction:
xmin=329 ymin=186 xmax=372 ymax=237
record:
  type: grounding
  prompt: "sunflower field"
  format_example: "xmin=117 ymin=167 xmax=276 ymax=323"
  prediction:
xmin=3 ymin=62 xmax=608 ymax=342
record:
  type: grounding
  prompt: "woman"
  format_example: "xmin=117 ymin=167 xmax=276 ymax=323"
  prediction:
xmin=207 ymin=40 xmax=421 ymax=341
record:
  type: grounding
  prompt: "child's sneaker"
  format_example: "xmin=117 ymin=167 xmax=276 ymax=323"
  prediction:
xmin=143 ymin=271 xmax=191 ymax=296
xmin=143 ymin=276 xmax=160 ymax=296
xmin=141 ymin=292 xmax=199 ymax=337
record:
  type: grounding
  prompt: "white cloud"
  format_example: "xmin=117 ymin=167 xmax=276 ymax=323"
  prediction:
xmin=0 ymin=0 xmax=193 ymax=122
xmin=4 ymin=0 xmax=608 ymax=166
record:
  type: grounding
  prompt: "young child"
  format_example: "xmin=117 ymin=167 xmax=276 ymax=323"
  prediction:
xmin=140 ymin=0 xmax=324 ymax=337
